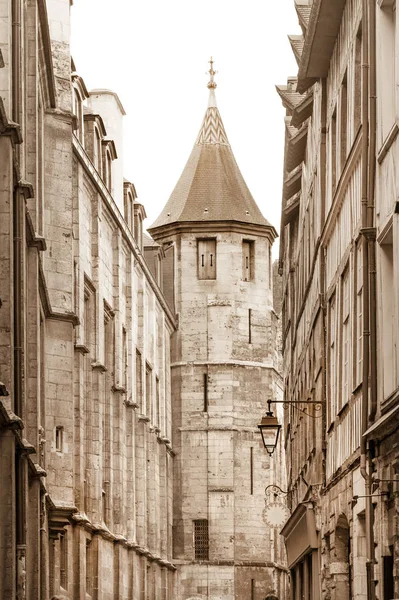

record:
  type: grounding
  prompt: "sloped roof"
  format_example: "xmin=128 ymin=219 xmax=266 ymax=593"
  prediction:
xmin=149 ymin=87 xmax=272 ymax=231
xmin=276 ymin=80 xmax=304 ymax=112
xmin=143 ymin=232 xmax=159 ymax=247
xmin=295 ymin=1 xmax=312 ymax=33
xmin=288 ymin=35 xmax=304 ymax=66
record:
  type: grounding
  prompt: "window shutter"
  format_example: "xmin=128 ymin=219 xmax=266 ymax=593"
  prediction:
xmin=198 ymin=239 xmax=216 ymax=280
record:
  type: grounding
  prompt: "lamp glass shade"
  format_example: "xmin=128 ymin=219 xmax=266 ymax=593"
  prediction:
xmin=258 ymin=414 xmax=281 ymax=456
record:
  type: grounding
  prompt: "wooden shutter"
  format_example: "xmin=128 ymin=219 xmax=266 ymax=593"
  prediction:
xmin=198 ymin=239 xmax=216 ymax=280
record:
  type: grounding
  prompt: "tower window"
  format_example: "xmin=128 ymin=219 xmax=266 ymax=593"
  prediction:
xmin=60 ymin=533 xmax=68 ymax=589
xmin=55 ymin=426 xmax=64 ymax=452
xmin=197 ymin=239 xmax=216 ymax=280
xmin=193 ymin=519 xmax=209 ymax=560
xmin=242 ymin=240 xmax=255 ymax=281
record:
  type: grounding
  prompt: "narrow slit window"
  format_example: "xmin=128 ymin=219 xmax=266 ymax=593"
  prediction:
xmin=203 ymin=373 xmax=208 ymax=412
xmin=86 ymin=539 xmax=93 ymax=596
xmin=136 ymin=349 xmax=143 ymax=409
xmin=248 ymin=309 xmax=252 ymax=344
xmin=242 ymin=240 xmax=255 ymax=281
xmin=146 ymin=363 xmax=152 ymax=420
xmin=250 ymin=447 xmax=254 ymax=495
xmin=55 ymin=426 xmax=64 ymax=452
xmin=60 ymin=534 xmax=67 ymax=589
xmin=193 ymin=519 xmax=209 ymax=560
xmin=197 ymin=239 xmax=216 ymax=280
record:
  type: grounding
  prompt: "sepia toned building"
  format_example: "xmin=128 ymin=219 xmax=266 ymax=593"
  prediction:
xmin=0 ymin=0 xmax=176 ymax=598
xmin=278 ymin=0 xmax=399 ymax=598
xmin=149 ymin=64 xmax=287 ymax=600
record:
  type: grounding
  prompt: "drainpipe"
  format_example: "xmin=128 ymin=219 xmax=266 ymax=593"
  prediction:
xmin=367 ymin=0 xmax=377 ymax=426
xmin=360 ymin=1 xmax=376 ymax=599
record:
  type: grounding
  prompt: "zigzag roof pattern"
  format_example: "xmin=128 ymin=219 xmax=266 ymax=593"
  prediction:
xmin=196 ymin=106 xmax=229 ymax=146
xmin=149 ymin=82 xmax=273 ymax=232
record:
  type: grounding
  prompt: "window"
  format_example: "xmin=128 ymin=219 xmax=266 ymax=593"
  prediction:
xmin=193 ymin=519 xmax=209 ymax=560
xmin=355 ymin=242 xmax=363 ymax=386
xmin=155 ymin=377 xmax=160 ymax=428
xmin=248 ymin=309 xmax=252 ymax=344
xmin=60 ymin=533 xmax=68 ymax=589
xmin=242 ymin=240 xmax=255 ymax=281
xmin=136 ymin=349 xmax=143 ymax=409
xmin=86 ymin=539 xmax=93 ymax=596
xmin=380 ymin=237 xmax=395 ymax=397
xmin=340 ymin=73 xmax=348 ymax=171
xmin=103 ymin=149 xmax=112 ymax=191
xmin=331 ymin=108 xmax=337 ymax=194
xmin=122 ymin=327 xmax=128 ymax=389
xmin=328 ymin=294 xmax=337 ymax=424
xmin=94 ymin=126 xmax=102 ymax=174
xmin=250 ymin=447 xmax=254 ymax=495
xmin=379 ymin=0 xmax=396 ymax=140
xmin=134 ymin=213 xmax=143 ymax=250
xmin=146 ymin=363 xmax=152 ymax=420
xmin=340 ymin=269 xmax=351 ymax=409
xmin=104 ymin=306 xmax=114 ymax=373
xmin=203 ymin=373 xmax=208 ymax=412
xmin=124 ymin=192 xmax=133 ymax=231
xmin=354 ymin=27 xmax=362 ymax=134
xmin=73 ymin=88 xmax=83 ymax=143
xmin=55 ymin=426 xmax=64 ymax=452
xmin=197 ymin=239 xmax=216 ymax=280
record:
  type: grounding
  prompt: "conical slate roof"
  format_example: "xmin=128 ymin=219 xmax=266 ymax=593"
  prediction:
xmin=149 ymin=67 xmax=272 ymax=231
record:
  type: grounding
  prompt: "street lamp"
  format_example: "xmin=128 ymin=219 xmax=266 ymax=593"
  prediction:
xmin=258 ymin=400 xmax=281 ymax=456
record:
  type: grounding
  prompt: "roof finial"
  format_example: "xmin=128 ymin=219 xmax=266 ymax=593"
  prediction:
xmin=207 ymin=57 xmax=217 ymax=90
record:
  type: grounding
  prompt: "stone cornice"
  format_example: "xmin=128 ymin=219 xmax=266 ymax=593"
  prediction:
xmin=149 ymin=220 xmax=277 ymax=243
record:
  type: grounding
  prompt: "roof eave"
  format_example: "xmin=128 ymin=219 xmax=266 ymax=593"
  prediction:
xmin=297 ymin=0 xmax=346 ymax=94
xmin=148 ymin=219 xmax=278 ymax=243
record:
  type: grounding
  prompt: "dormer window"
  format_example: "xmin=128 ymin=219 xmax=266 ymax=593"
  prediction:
xmin=83 ymin=112 xmax=106 ymax=175
xmin=123 ymin=181 xmax=138 ymax=232
xmin=101 ymin=140 xmax=117 ymax=194
xmin=133 ymin=202 xmax=147 ymax=251
xmin=94 ymin=126 xmax=102 ymax=173
xmin=103 ymin=148 xmax=112 ymax=191
xmin=124 ymin=192 xmax=133 ymax=230
xmin=73 ymin=88 xmax=84 ymax=144
xmin=71 ymin=73 xmax=89 ymax=146
xmin=134 ymin=213 xmax=143 ymax=250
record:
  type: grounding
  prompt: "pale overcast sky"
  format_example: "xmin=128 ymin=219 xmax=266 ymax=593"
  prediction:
xmin=70 ymin=1 xmax=301 ymax=256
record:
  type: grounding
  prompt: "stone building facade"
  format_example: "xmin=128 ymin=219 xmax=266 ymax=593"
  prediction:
xmin=0 ymin=0 xmax=176 ymax=598
xmin=278 ymin=0 xmax=399 ymax=599
xmin=149 ymin=68 xmax=287 ymax=600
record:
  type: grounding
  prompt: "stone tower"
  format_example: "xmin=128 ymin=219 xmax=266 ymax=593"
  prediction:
xmin=149 ymin=61 xmax=286 ymax=600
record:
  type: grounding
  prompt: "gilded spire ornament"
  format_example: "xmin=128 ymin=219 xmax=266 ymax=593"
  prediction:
xmin=207 ymin=57 xmax=217 ymax=90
